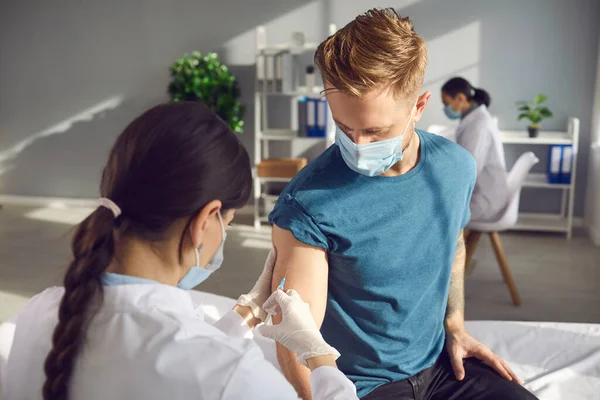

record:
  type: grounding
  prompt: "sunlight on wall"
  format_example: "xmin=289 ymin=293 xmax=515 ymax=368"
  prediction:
xmin=0 ymin=96 xmax=123 ymax=176
xmin=24 ymin=206 xmax=95 ymax=225
xmin=421 ymin=21 xmax=481 ymax=129
xmin=222 ymin=1 xmax=323 ymax=66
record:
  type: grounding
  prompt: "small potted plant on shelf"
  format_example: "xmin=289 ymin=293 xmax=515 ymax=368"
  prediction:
xmin=516 ymin=94 xmax=553 ymax=138
xmin=168 ymin=51 xmax=244 ymax=133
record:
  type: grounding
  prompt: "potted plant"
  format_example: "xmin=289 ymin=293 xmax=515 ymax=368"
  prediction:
xmin=516 ymin=94 xmax=553 ymax=138
xmin=168 ymin=51 xmax=244 ymax=133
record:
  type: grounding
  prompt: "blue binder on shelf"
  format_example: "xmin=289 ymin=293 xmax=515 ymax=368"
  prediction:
xmin=298 ymin=97 xmax=328 ymax=137
xmin=313 ymin=98 xmax=328 ymax=138
xmin=560 ymin=145 xmax=573 ymax=184
xmin=297 ymin=97 xmax=308 ymax=137
xmin=306 ymin=98 xmax=318 ymax=137
xmin=547 ymin=145 xmax=573 ymax=184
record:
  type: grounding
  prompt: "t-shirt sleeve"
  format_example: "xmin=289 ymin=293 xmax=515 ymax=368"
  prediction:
xmin=461 ymin=156 xmax=477 ymax=228
xmin=268 ymin=193 xmax=329 ymax=250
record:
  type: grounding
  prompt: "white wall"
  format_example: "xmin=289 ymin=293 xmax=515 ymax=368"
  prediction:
xmin=0 ymin=0 xmax=316 ymax=198
xmin=585 ymin=33 xmax=600 ymax=246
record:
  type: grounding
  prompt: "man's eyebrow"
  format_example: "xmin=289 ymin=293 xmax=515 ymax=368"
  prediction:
xmin=334 ymin=121 xmax=392 ymax=131
xmin=333 ymin=120 xmax=350 ymax=129
xmin=362 ymin=125 xmax=391 ymax=131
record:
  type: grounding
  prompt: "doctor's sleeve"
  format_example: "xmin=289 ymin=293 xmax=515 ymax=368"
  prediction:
xmin=268 ymin=194 xmax=329 ymax=250
xmin=222 ymin=347 xmax=359 ymax=400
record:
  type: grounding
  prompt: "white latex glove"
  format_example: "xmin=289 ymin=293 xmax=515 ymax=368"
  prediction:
xmin=258 ymin=289 xmax=341 ymax=367
xmin=236 ymin=248 xmax=276 ymax=321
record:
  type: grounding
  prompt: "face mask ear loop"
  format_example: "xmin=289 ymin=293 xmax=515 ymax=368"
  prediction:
xmin=401 ymin=100 xmax=419 ymax=140
xmin=216 ymin=210 xmax=225 ymax=242
xmin=195 ymin=244 xmax=202 ymax=267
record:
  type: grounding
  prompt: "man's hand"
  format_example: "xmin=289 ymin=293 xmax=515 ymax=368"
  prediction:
xmin=236 ymin=248 xmax=276 ymax=321
xmin=446 ymin=328 xmax=522 ymax=384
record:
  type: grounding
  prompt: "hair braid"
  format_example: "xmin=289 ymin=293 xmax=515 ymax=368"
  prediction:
xmin=42 ymin=208 xmax=116 ymax=400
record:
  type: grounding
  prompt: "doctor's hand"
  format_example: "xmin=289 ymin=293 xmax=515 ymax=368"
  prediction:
xmin=258 ymin=289 xmax=340 ymax=369
xmin=236 ymin=248 xmax=277 ymax=321
xmin=446 ymin=329 xmax=522 ymax=384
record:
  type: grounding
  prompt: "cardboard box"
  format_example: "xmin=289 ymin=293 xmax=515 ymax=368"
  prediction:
xmin=257 ymin=158 xmax=307 ymax=178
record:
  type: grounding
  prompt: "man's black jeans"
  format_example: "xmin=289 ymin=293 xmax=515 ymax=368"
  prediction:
xmin=362 ymin=350 xmax=538 ymax=400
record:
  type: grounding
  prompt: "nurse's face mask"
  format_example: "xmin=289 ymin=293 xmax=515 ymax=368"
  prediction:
xmin=335 ymin=100 xmax=418 ymax=177
xmin=178 ymin=210 xmax=227 ymax=290
xmin=442 ymin=92 xmax=467 ymax=120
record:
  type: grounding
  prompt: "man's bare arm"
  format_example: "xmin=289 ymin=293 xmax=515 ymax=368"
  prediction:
xmin=271 ymin=225 xmax=329 ymax=400
xmin=445 ymin=230 xmax=466 ymax=332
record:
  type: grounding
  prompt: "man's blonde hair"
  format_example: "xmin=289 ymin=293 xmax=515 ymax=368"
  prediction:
xmin=314 ymin=8 xmax=427 ymax=99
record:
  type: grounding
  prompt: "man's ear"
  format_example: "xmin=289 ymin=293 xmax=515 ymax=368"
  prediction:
xmin=414 ymin=91 xmax=431 ymax=123
xmin=188 ymin=200 xmax=222 ymax=248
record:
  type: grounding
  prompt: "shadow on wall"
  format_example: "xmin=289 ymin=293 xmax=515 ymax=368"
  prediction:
xmin=0 ymin=97 xmax=132 ymax=198
xmin=0 ymin=0 xmax=315 ymax=198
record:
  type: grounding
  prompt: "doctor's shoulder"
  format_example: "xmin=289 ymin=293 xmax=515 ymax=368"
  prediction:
xmin=11 ymin=287 xmax=64 ymax=323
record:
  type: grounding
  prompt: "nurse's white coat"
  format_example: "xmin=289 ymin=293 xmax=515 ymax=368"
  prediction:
xmin=456 ymin=104 xmax=509 ymax=222
xmin=3 ymin=285 xmax=357 ymax=400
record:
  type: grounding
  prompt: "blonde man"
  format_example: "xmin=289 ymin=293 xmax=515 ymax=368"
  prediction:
xmin=268 ymin=8 xmax=537 ymax=400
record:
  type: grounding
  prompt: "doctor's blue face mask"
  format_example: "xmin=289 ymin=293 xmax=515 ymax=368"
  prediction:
xmin=444 ymin=104 xmax=462 ymax=120
xmin=335 ymin=101 xmax=418 ymax=177
xmin=178 ymin=210 xmax=227 ymax=290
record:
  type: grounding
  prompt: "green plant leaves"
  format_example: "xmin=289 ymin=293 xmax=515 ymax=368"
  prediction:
xmin=533 ymin=94 xmax=548 ymax=104
xmin=168 ymin=51 xmax=245 ymax=133
xmin=538 ymin=106 xmax=553 ymax=118
xmin=515 ymin=94 xmax=552 ymax=125
xmin=518 ymin=104 xmax=532 ymax=112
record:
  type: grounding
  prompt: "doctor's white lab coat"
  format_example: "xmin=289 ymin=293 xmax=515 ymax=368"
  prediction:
xmin=456 ymin=104 xmax=509 ymax=222
xmin=2 ymin=284 xmax=357 ymax=400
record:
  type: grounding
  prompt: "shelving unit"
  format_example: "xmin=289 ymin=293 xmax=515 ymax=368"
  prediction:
xmin=502 ymin=117 xmax=580 ymax=238
xmin=429 ymin=117 xmax=580 ymax=238
xmin=253 ymin=26 xmax=335 ymax=228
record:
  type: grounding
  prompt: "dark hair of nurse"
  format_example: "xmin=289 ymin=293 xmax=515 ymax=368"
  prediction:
xmin=42 ymin=102 xmax=252 ymax=400
xmin=441 ymin=77 xmax=491 ymax=109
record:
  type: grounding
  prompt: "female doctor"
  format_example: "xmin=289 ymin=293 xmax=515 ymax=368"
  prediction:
xmin=3 ymin=102 xmax=358 ymax=400
xmin=442 ymin=77 xmax=509 ymax=222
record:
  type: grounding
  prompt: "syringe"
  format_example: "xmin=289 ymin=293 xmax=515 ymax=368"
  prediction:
xmin=277 ymin=277 xmax=286 ymax=291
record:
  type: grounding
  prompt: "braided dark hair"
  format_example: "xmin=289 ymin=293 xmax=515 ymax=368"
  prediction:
xmin=42 ymin=102 xmax=252 ymax=399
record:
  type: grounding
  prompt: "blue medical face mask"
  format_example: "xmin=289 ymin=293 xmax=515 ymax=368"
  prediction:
xmin=178 ymin=210 xmax=227 ymax=290
xmin=336 ymin=103 xmax=416 ymax=177
xmin=444 ymin=104 xmax=462 ymax=120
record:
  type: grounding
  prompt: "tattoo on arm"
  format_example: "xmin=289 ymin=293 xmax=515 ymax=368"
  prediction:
xmin=446 ymin=233 xmax=466 ymax=320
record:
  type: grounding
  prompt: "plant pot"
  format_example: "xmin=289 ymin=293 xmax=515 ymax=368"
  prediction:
xmin=528 ymin=126 xmax=539 ymax=138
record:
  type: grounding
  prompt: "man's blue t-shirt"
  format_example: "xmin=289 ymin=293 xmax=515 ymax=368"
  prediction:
xmin=269 ymin=130 xmax=476 ymax=397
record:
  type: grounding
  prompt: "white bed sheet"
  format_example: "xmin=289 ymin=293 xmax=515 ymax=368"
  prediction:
xmin=189 ymin=291 xmax=600 ymax=400
xmin=1 ymin=291 xmax=598 ymax=399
